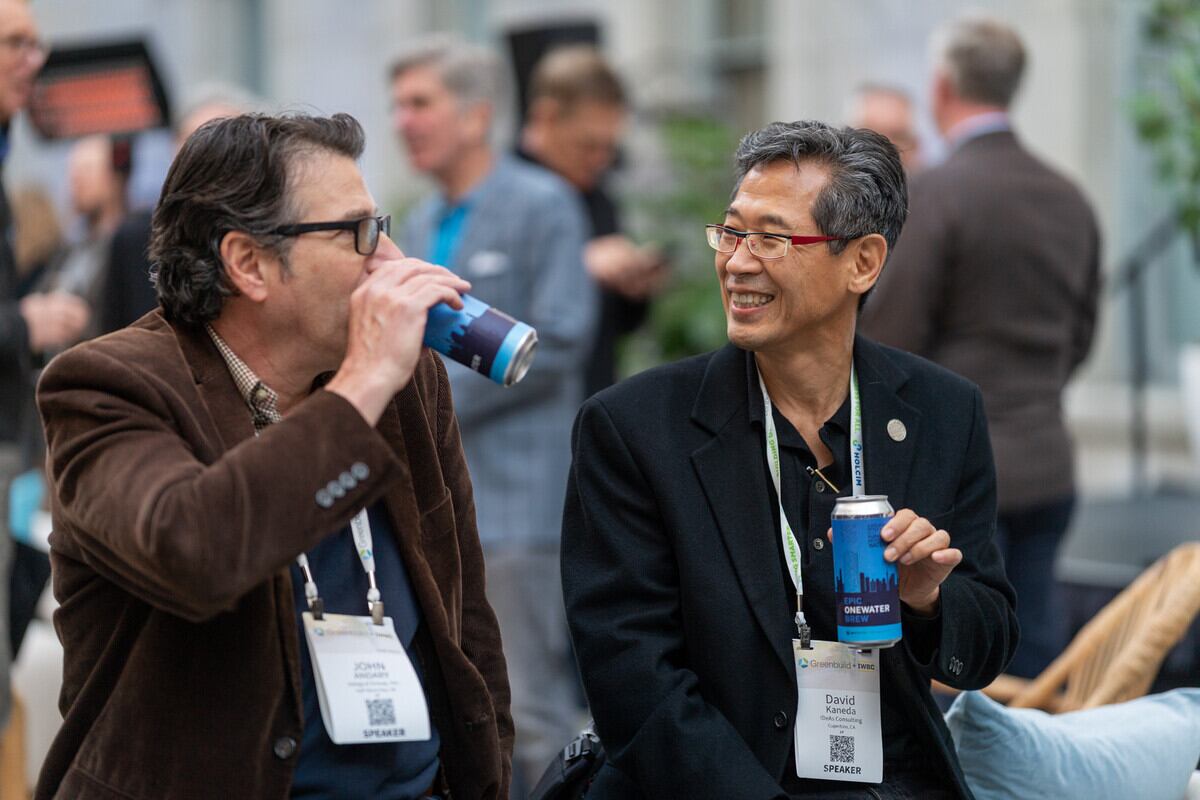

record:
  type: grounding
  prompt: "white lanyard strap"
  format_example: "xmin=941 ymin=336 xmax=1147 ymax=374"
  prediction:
xmin=758 ymin=362 xmax=863 ymax=643
xmin=759 ymin=372 xmax=804 ymax=603
xmin=297 ymin=508 xmax=385 ymax=625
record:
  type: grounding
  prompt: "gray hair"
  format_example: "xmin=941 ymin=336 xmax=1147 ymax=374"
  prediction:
xmin=932 ymin=15 xmax=1026 ymax=107
xmin=389 ymin=36 xmax=510 ymax=125
xmin=733 ymin=120 xmax=908 ymax=255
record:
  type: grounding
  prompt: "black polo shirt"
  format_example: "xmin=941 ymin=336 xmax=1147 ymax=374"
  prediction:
xmin=744 ymin=353 xmax=943 ymax=789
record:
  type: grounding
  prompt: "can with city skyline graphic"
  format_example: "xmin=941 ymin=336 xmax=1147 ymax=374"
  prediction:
xmin=424 ymin=295 xmax=538 ymax=386
xmin=832 ymin=495 xmax=901 ymax=648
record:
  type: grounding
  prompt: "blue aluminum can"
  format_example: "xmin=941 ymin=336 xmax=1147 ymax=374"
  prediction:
xmin=832 ymin=495 xmax=901 ymax=648
xmin=424 ymin=295 xmax=538 ymax=386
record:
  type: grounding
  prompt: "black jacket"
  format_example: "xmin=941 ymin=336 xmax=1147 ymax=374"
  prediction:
xmin=0 ymin=168 xmax=31 ymax=445
xmin=561 ymin=336 xmax=1018 ymax=799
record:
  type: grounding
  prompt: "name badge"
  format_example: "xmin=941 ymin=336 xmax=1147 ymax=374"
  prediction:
xmin=792 ymin=639 xmax=882 ymax=783
xmin=302 ymin=612 xmax=431 ymax=744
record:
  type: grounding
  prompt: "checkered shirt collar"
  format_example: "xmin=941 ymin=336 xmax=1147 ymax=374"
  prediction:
xmin=205 ymin=325 xmax=282 ymax=431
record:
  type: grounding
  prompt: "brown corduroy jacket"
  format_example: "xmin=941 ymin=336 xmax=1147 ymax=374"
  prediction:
xmin=34 ymin=310 xmax=512 ymax=800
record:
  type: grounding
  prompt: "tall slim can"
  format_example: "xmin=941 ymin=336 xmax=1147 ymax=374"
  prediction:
xmin=831 ymin=495 xmax=902 ymax=648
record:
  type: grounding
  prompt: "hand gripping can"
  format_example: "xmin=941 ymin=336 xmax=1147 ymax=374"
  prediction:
xmin=423 ymin=295 xmax=538 ymax=386
xmin=832 ymin=495 xmax=902 ymax=648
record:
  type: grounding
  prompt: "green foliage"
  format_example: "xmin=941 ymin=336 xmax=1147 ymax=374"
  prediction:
xmin=1132 ymin=0 xmax=1200 ymax=238
xmin=619 ymin=115 xmax=739 ymax=376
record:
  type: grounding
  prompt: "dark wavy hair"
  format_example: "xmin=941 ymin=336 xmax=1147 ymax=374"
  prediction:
xmin=149 ymin=112 xmax=366 ymax=326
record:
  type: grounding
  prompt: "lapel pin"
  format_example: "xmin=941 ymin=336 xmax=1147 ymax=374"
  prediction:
xmin=887 ymin=419 xmax=907 ymax=442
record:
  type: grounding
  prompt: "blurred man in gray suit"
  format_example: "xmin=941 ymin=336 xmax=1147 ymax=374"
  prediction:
xmin=390 ymin=38 xmax=596 ymax=792
xmin=861 ymin=15 xmax=1101 ymax=678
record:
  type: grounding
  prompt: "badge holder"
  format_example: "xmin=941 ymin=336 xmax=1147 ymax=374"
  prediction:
xmin=796 ymin=607 xmax=813 ymax=650
xmin=367 ymin=572 xmax=384 ymax=626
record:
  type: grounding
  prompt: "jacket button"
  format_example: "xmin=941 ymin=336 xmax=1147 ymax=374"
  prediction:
xmin=273 ymin=736 xmax=297 ymax=759
xmin=773 ymin=711 xmax=789 ymax=730
xmin=812 ymin=538 xmax=825 ymax=551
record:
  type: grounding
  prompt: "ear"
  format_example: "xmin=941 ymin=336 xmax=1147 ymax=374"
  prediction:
xmin=219 ymin=231 xmax=274 ymax=303
xmin=846 ymin=233 xmax=888 ymax=297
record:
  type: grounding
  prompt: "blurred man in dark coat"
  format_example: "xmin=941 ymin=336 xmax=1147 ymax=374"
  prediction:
xmin=519 ymin=45 xmax=667 ymax=396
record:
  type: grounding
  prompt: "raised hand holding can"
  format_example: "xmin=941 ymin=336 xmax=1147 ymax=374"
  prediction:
xmin=424 ymin=295 xmax=537 ymax=386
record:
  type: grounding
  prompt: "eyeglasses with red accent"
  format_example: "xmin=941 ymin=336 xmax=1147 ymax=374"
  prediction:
xmin=705 ymin=223 xmax=849 ymax=260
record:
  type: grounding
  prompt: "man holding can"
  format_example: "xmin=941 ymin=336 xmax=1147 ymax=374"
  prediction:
xmin=36 ymin=113 xmax=511 ymax=799
xmin=561 ymin=120 xmax=1017 ymax=798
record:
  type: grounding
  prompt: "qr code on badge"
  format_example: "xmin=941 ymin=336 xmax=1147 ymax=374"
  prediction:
xmin=366 ymin=698 xmax=396 ymax=727
xmin=829 ymin=734 xmax=854 ymax=763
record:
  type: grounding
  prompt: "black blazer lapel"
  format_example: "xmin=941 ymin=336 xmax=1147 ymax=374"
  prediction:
xmin=690 ymin=345 xmax=795 ymax=676
xmin=855 ymin=336 xmax=921 ymax=511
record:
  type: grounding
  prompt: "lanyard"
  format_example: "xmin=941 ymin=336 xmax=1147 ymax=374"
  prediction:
xmin=758 ymin=362 xmax=863 ymax=644
xmin=296 ymin=508 xmax=385 ymax=625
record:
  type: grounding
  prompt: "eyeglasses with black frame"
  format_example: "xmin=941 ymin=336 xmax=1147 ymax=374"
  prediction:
xmin=272 ymin=214 xmax=392 ymax=256
xmin=705 ymin=223 xmax=849 ymax=260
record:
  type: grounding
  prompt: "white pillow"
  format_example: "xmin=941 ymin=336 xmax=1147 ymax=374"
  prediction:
xmin=945 ymin=689 xmax=1200 ymax=800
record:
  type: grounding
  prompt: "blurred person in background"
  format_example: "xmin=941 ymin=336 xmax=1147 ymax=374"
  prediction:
xmin=0 ymin=0 xmax=87 ymax=738
xmin=36 ymin=112 xmax=511 ymax=800
xmin=860 ymin=14 xmax=1101 ymax=679
xmin=392 ymin=38 xmax=595 ymax=794
xmin=13 ymin=136 xmax=130 ymax=666
xmin=99 ymin=83 xmax=259 ymax=334
xmin=519 ymin=44 xmax=668 ymax=396
xmin=11 ymin=185 xmax=64 ymax=295
xmin=7 ymin=184 xmax=67 ymax=660
xmin=847 ymin=83 xmax=923 ymax=174
xmin=36 ymin=134 xmax=130 ymax=340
